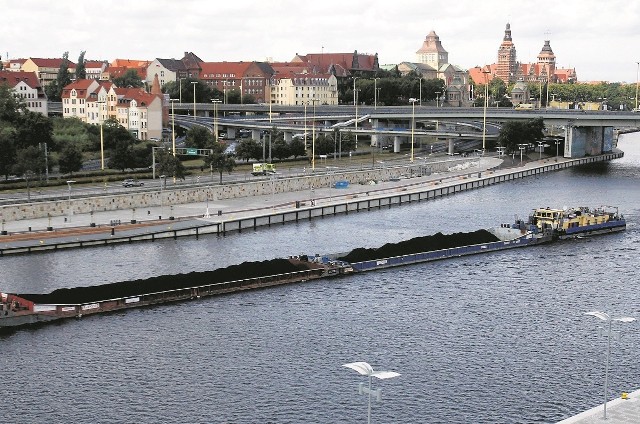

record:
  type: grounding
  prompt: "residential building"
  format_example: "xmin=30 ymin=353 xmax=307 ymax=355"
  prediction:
xmin=61 ymin=79 xmax=101 ymax=120
xmin=102 ymin=59 xmax=150 ymax=82
xmin=84 ymin=60 xmax=108 ymax=79
xmin=145 ymin=52 xmax=203 ymax=88
xmin=21 ymin=57 xmax=76 ymax=87
xmin=269 ymin=63 xmax=338 ymax=106
xmin=62 ymin=79 xmax=162 ymax=140
xmin=200 ymin=61 xmax=273 ymax=103
xmin=0 ymin=70 xmax=48 ymax=115
xmin=292 ymin=51 xmax=379 ymax=77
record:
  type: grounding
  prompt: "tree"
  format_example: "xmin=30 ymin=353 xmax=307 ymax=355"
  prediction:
xmin=155 ymin=149 xmax=185 ymax=180
xmin=289 ymin=138 xmax=306 ymax=159
xmin=113 ymin=69 xmax=144 ymax=89
xmin=271 ymin=138 xmax=289 ymax=160
xmin=15 ymin=110 xmax=53 ymax=150
xmin=497 ymin=118 xmax=545 ymax=153
xmin=108 ymin=139 xmax=135 ymax=171
xmin=13 ymin=145 xmax=46 ymax=179
xmin=204 ymin=144 xmax=236 ymax=183
xmin=0 ymin=125 xmax=17 ymax=179
xmin=58 ymin=143 xmax=83 ymax=174
xmin=47 ymin=51 xmax=73 ymax=102
xmin=186 ymin=126 xmax=214 ymax=149
xmin=236 ymin=138 xmax=261 ymax=162
xmin=76 ymin=51 xmax=86 ymax=80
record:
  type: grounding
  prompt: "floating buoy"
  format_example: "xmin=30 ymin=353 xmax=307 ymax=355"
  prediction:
xmin=622 ymin=392 xmax=629 ymax=400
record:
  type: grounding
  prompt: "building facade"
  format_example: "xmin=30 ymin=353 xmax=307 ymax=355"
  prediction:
xmin=21 ymin=57 xmax=76 ymax=87
xmin=0 ymin=70 xmax=48 ymax=115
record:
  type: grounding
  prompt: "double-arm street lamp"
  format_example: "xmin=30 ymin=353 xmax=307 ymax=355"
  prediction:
xmin=584 ymin=311 xmax=636 ymax=420
xmin=374 ymin=77 xmax=380 ymax=109
xmin=343 ymin=361 xmax=400 ymax=424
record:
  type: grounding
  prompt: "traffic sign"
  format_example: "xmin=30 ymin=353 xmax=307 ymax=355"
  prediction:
xmin=186 ymin=148 xmax=198 ymax=155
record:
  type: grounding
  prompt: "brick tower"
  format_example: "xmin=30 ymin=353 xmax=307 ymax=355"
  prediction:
xmin=496 ymin=23 xmax=517 ymax=83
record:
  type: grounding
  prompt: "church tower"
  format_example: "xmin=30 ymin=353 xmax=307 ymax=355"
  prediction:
xmin=496 ymin=23 xmax=517 ymax=83
xmin=416 ymin=30 xmax=448 ymax=70
xmin=537 ymin=40 xmax=556 ymax=82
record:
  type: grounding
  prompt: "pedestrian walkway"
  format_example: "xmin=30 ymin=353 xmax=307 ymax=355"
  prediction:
xmin=557 ymin=388 xmax=640 ymax=423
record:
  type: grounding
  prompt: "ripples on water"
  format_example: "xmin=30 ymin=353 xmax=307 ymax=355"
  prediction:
xmin=1 ymin=135 xmax=640 ymax=423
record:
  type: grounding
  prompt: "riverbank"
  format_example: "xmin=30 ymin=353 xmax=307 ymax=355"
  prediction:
xmin=0 ymin=151 xmax=623 ymax=255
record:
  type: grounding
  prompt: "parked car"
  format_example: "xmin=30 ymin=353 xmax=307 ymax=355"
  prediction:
xmin=122 ymin=179 xmax=144 ymax=187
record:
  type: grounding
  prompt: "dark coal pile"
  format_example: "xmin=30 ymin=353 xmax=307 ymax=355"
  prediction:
xmin=338 ymin=230 xmax=500 ymax=263
xmin=21 ymin=258 xmax=310 ymax=305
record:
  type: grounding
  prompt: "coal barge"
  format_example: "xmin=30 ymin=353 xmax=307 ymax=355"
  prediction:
xmin=0 ymin=206 xmax=625 ymax=330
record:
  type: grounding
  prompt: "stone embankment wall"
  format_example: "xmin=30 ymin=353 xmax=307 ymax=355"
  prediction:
xmin=1 ymin=158 xmax=476 ymax=222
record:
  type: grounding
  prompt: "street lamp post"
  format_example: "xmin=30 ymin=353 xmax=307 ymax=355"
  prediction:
xmin=211 ymin=99 xmax=221 ymax=140
xmin=537 ymin=141 xmax=544 ymax=160
xmin=419 ymin=77 xmax=422 ymax=106
xmin=179 ymin=78 xmax=183 ymax=104
xmin=435 ymin=91 xmax=441 ymax=108
xmin=66 ymin=180 xmax=76 ymax=216
xmin=343 ymin=362 xmax=400 ymax=424
xmin=353 ymin=77 xmax=359 ymax=150
xmin=482 ymin=71 xmax=490 ymax=153
xmin=191 ymin=81 xmax=197 ymax=119
xmin=374 ymin=78 xmax=380 ymax=109
xmin=555 ymin=140 xmax=561 ymax=161
xmin=635 ymin=61 xmax=639 ymax=110
xmin=169 ymin=99 xmax=178 ymax=156
xmin=584 ymin=311 xmax=636 ymax=420
xmin=312 ymin=97 xmax=317 ymax=170
xmin=409 ymin=98 xmax=418 ymax=163
xmin=97 ymin=100 xmax=105 ymax=170
xmin=518 ymin=143 xmax=527 ymax=164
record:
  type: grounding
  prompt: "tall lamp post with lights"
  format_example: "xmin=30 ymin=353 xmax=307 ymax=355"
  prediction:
xmin=211 ymin=98 xmax=221 ymax=140
xmin=343 ymin=362 xmax=400 ymax=424
xmin=635 ymin=61 xmax=639 ymax=111
xmin=169 ymin=99 xmax=178 ymax=156
xmin=191 ymin=81 xmax=197 ymax=119
xmin=409 ymin=97 xmax=418 ymax=162
xmin=97 ymin=100 xmax=105 ymax=170
xmin=482 ymin=70 xmax=490 ymax=153
xmin=311 ymin=97 xmax=318 ymax=170
xmin=374 ymin=77 xmax=380 ymax=109
xmin=584 ymin=311 xmax=636 ymax=420
xmin=353 ymin=77 xmax=359 ymax=150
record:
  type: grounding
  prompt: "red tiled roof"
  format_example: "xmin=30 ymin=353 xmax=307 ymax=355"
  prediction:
xmin=468 ymin=66 xmax=494 ymax=85
xmin=29 ymin=58 xmax=77 ymax=69
xmin=0 ymin=70 xmax=41 ymax=89
xmin=115 ymin=87 xmax=161 ymax=107
xmin=200 ymin=62 xmax=253 ymax=77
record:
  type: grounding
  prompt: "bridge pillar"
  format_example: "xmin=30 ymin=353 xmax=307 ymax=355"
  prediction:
xmin=227 ymin=128 xmax=236 ymax=139
xmin=565 ymin=125 xmax=613 ymax=158
xmin=284 ymin=132 xmax=293 ymax=142
xmin=371 ymin=119 xmax=379 ymax=147
xmin=393 ymin=136 xmax=402 ymax=153
xmin=252 ymin=129 xmax=261 ymax=141
xmin=448 ymin=139 xmax=455 ymax=155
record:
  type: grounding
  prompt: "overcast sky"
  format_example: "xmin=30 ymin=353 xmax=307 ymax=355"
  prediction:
xmin=5 ymin=0 xmax=638 ymax=83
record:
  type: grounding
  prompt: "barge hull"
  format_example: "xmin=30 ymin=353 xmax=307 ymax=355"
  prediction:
xmin=349 ymin=233 xmax=547 ymax=272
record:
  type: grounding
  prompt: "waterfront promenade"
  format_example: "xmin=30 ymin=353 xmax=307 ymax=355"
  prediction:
xmin=0 ymin=152 xmax=620 ymax=252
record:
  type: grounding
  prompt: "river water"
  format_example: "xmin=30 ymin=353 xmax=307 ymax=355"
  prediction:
xmin=2 ymin=133 xmax=640 ymax=423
